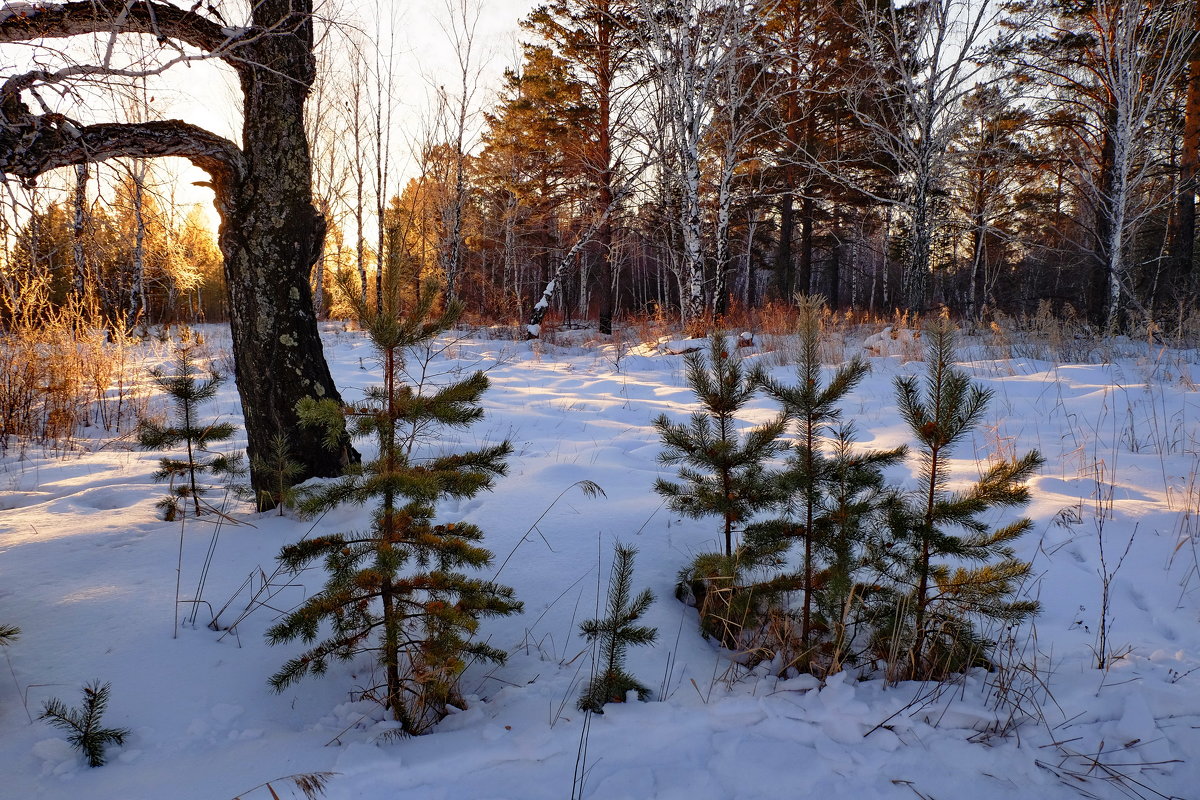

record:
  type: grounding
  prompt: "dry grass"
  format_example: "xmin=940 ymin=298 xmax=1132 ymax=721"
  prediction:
xmin=0 ymin=289 xmax=150 ymax=455
xmin=986 ymin=303 xmax=1098 ymax=363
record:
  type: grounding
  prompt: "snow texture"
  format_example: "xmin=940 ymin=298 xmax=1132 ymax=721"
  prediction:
xmin=1 ymin=323 xmax=1198 ymax=799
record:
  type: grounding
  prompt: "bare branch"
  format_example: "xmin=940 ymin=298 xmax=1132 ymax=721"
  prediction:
xmin=0 ymin=114 xmax=241 ymax=187
xmin=0 ymin=1 xmax=246 ymax=67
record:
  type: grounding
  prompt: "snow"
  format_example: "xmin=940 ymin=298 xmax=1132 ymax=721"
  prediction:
xmin=0 ymin=3 xmax=48 ymax=24
xmin=1 ymin=322 xmax=1198 ymax=799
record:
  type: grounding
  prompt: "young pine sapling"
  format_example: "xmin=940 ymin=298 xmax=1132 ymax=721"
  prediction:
xmin=871 ymin=316 xmax=1043 ymax=681
xmin=250 ymin=432 xmax=305 ymax=515
xmin=136 ymin=345 xmax=241 ymax=520
xmin=40 ymin=681 xmax=129 ymax=768
xmin=578 ymin=544 xmax=657 ymax=713
xmin=267 ymin=276 xmax=521 ymax=735
xmin=749 ymin=296 xmax=906 ymax=663
xmin=654 ymin=331 xmax=788 ymax=557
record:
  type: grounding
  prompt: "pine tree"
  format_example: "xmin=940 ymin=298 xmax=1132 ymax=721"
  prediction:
xmin=40 ymin=681 xmax=130 ymax=768
xmin=250 ymin=432 xmax=305 ymax=515
xmin=817 ymin=424 xmax=905 ymax=668
xmin=578 ymin=544 xmax=657 ymax=713
xmin=522 ymin=0 xmax=640 ymax=334
xmin=870 ymin=316 xmax=1043 ymax=681
xmin=266 ymin=273 xmax=521 ymax=735
xmin=0 ymin=624 xmax=17 ymax=647
xmin=654 ymin=331 xmax=788 ymax=557
xmin=748 ymin=296 xmax=906 ymax=659
xmin=136 ymin=345 xmax=241 ymax=520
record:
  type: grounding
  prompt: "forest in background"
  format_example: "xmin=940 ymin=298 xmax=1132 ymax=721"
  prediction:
xmin=3 ymin=0 xmax=1199 ymax=338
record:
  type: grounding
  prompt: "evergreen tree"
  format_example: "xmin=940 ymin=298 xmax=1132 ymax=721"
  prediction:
xmin=578 ymin=544 xmax=657 ymax=713
xmin=748 ymin=297 xmax=905 ymax=658
xmin=816 ymin=424 xmax=905 ymax=669
xmin=136 ymin=345 xmax=241 ymax=520
xmin=266 ymin=273 xmax=521 ymax=735
xmin=654 ymin=331 xmax=788 ymax=557
xmin=870 ymin=316 xmax=1043 ymax=681
xmin=523 ymin=0 xmax=640 ymax=334
xmin=40 ymin=681 xmax=129 ymax=768
xmin=249 ymin=432 xmax=305 ymax=515
xmin=0 ymin=624 xmax=17 ymax=647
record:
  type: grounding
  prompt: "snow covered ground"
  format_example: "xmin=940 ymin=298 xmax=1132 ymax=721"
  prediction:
xmin=1 ymin=322 xmax=1198 ymax=799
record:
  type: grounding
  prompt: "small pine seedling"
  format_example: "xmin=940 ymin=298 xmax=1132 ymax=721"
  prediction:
xmin=250 ymin=431 xmax=305 ymax=515
xmin=267 ymin=274 xmax=521 ymax=735
xmin=578 ymin=544 xmax=657 ymax=713
xmin=40 ymin=681 xmax=130 ymax=768
xmin=0 ymin=623 xmax=18 ymax=647
xmin=654 ymin=331 xmax=788 ymax=557
xmin=136 ymin=344 xmax=242 ymax=520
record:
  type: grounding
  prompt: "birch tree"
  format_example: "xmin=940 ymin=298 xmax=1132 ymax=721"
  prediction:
xmin=837 ymin=0 xmax=1018 ymax=312
xmin=430 ymin=0 xmax=486 ymax=303
xmin=707 ymin=1 xmax=776 ymax=315
xmin=1011 ymin=0 xmax=1197 ymax=329
xmin=638 ymin=0 xmax=751 ymax=327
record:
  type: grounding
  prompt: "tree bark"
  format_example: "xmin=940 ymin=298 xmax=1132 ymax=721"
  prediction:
xmin=225 ymin=1 xmax=351 ymax=498
xmin=775 ymin=195 xmax=795 ymax=299
xmin=595 ymin=2 xmax=616 ymax=335
xmin=71 ymin=163 xmax=88 ymax=301
xmin=798 ymin=194 xmax=814 ymax=298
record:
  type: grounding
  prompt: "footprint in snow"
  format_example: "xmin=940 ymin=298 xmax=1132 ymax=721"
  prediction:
xmin=1128 ymin=588 xmax=1149 ymax=612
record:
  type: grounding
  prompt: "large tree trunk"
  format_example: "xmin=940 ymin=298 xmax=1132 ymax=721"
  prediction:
xmin=71 ymin=163 xmax=88 ymax=301
xmin=597 ymin=175 xmax=615 ymax=334
xmin=596 ymin=10 xmax=616 ymax=336
xmin=224 ymin=0 xmax=351 ymax=499
xmin=828 ymin=233 xmax=842 ymax=310
xmin=904 ymin=172 xmax=933 ymax=313
xmin=798 ymin=194 xmax=814 ymax=298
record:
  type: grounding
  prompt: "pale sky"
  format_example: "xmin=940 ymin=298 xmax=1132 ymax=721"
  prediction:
xmin=3 ymin=0 xmax=540 ymax=229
